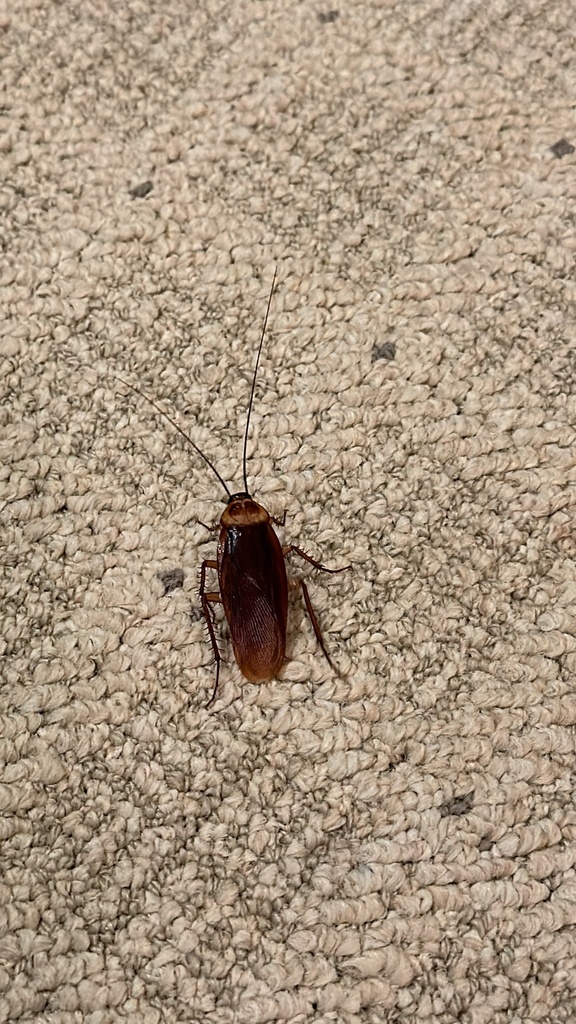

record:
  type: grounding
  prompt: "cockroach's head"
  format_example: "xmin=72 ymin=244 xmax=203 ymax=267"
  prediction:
xmin=221 ymin=493 xmax=270 ymax=528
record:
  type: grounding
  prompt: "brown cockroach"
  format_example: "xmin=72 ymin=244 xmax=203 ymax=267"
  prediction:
xmin=116 ymin=269 xmax=349 ymax=705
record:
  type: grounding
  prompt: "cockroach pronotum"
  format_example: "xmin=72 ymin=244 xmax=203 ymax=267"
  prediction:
xmin=116 ymin=269 xmax=350 ymax=706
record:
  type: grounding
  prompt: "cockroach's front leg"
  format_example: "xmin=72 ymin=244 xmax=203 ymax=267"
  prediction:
xmin=199 ymin=558 xmax=223 ymax=708
xmin=285 ymin=545 xmax=350 ymax=674
xmin=197 ymin=518 xmax=220 ymax=533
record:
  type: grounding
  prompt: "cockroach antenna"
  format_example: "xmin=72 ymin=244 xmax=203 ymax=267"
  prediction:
xmin=112 ymin=374 xmax=232 ymax=499
xmin=241 ymin=265 xmax=278 ymax=495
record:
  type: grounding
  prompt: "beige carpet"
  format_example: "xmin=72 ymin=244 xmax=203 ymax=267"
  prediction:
xmin=2 ymin=0 xmax=576 ymax=1021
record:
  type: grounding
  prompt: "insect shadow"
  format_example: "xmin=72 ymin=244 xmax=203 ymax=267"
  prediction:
xmin=114 ymin=269 xmax=350 ymax=706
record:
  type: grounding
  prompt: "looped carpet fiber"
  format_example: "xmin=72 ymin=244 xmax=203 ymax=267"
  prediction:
xmin=2 ymin=1 xmax=576 ymax=1021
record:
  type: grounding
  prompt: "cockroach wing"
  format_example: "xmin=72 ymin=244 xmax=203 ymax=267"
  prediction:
xmin=218 ymin=521 xmax=288 ymax=683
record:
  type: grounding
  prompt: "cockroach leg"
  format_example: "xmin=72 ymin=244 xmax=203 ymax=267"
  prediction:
xmin=199 ymin=558 xmax=223 ymax=707
xmin=199 ymin=557 xmax=218 ymax=583
xmin=283 ymin=545 xmax=351 ymax=575
xmin=285 ymin=546 xmax=350 ymax=675
xmin=197 ymin=519 xmax=219 ymax=533
xmin=292 ymin=577 xmax=338 ymax=673
xmin=271 ymin=510 xmax=287 ymax=527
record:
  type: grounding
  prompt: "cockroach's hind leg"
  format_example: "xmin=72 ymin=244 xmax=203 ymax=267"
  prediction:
xmin=296 ymin=577 xmax=343 ymax=676
xmin=284 ymin=544 xmax=351 ymax=575
xmin=285 ymin=545 xmax=349 ymax=675
xmin=205 ymin=655 xmax=221 ymax=709
xmin=201 ymin=591 xmax=223 ymax=708
xmin=199 ymin=558 xmax=224 ymax=707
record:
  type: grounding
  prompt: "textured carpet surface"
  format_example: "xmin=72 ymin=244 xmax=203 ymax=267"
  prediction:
xmin=2 ymin=1 xmax=576 ymax=1021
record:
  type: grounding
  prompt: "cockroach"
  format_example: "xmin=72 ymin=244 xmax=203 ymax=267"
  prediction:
xmin=116 ymin=269 xmax=349 ymax=706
